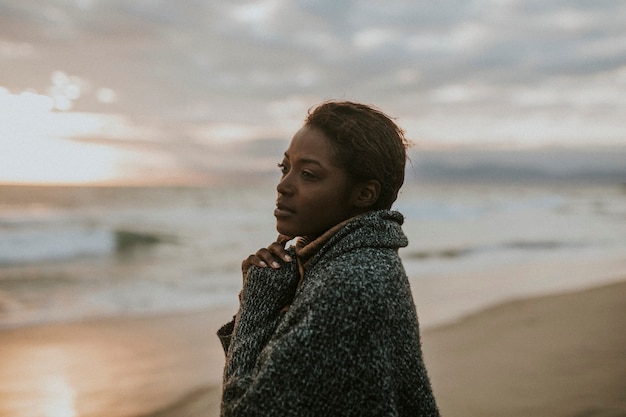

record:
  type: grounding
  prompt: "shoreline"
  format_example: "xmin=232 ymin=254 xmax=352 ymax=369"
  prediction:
xmin=1 ymin=279 xmax=625 ymax=417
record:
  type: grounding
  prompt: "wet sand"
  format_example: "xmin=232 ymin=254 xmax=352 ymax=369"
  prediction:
xmin=1 ymin=280 xmax=625 ymax=417
xmin=0 ymin=309 xmax=234 ymax=417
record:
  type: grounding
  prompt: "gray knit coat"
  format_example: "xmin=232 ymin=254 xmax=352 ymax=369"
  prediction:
xmin=217 ymin=210 xmax=439 ymax=416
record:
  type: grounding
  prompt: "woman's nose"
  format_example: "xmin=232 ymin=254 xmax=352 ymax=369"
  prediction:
xmin=276 ymin=173 xmax=294 ymax=196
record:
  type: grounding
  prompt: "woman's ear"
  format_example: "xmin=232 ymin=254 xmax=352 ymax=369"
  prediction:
xmin=353 ymin=180 xmax=381 ymax=209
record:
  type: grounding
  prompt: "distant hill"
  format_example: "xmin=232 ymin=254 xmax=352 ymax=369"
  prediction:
xmin=405 ymin=146 xmax=626 ymax=185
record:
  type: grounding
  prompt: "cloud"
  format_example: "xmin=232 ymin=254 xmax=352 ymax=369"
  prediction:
xmin=1 ymin=0 xmax=625 ymax=157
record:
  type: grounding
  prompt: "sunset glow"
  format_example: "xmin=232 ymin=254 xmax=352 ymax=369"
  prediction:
xmin=0 ymin=89 xmax=140 ymax=184
xmin=1 ymin=1 xmax=624 ymax=186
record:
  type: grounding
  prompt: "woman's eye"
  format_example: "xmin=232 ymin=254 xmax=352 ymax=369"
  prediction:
xmin=301 ymin=170 xmax=317 ymax=180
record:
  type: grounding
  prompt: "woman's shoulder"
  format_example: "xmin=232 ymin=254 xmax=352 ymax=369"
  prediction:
xmin=322 ymin=245 xmax=404 ymax=282
xmin=302 ymin=247 xmax=408 ymax=307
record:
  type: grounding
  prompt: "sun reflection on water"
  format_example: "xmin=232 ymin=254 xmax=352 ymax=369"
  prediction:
xmin=0 ymin=342 xmax=81 ymax=417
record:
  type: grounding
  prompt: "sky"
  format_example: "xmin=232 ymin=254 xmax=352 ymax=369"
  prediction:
xmin=1 ymin=0 xmax=625 ymax=184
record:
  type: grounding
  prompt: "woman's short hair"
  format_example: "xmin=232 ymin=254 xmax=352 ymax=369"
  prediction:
xmin=305 ymin=101 xmax=409 ymax=210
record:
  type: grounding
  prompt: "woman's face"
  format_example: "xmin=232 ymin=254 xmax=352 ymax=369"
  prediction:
xmin=274 ymin=126 xmax=361 ymax=239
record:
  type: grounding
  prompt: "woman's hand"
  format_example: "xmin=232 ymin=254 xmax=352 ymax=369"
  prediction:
xmin=241 ymin=234 xmax=293 ymax=281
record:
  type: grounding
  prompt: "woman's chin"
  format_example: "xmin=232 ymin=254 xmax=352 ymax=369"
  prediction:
xmin=275 ymin=221 xmax=295 ymax=237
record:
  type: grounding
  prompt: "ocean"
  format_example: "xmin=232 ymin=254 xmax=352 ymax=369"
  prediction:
xmin=1 ymin=179 xmax=625 ymax=330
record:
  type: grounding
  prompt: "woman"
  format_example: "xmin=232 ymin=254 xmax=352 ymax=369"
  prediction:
xmin=217 ymin=101 xmax=439 ymax=416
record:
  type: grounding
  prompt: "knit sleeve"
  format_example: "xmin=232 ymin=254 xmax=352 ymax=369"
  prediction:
xmin=220 ymin=258 xmax=301 ymax=415
xmin=217 ymin=318 xmax=235 ymax=354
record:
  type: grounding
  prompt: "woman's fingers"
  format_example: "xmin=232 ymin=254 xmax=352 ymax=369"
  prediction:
xmin=268 ymin=241 xmax=293 ymax=263
xmin=255 ymin=235 xmax=294 ymax=267
xmin=276 ymin=234 xmax=292 ymax=245
xmin=241 ymin=236 xmax=295 ymax=277
xmin=254 ymin=247 xmax=280 ymax=268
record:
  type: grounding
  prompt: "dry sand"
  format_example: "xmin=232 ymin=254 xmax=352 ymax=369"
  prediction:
xmin=1 ymin=280 xmax=625 ymax=417
xmin=423 ymin=279 xmax=626 ymax=417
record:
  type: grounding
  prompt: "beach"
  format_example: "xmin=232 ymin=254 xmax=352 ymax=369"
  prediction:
xmin=0 ymin=279 xmax=624 ymax=417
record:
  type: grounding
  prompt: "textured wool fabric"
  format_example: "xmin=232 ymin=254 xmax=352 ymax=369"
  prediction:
xmin=217 ymin=210 xmax=439 ymax=416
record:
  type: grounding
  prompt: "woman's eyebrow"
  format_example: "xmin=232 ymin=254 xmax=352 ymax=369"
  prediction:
xmin=284 ymin=152 xmax=324 ymax=168
xmin=298 ymin=158 xmax=323 ymax=167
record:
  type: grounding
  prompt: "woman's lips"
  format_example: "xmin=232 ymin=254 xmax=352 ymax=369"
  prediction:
xmin=274 ymin=202 xmax=296 ymax=217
